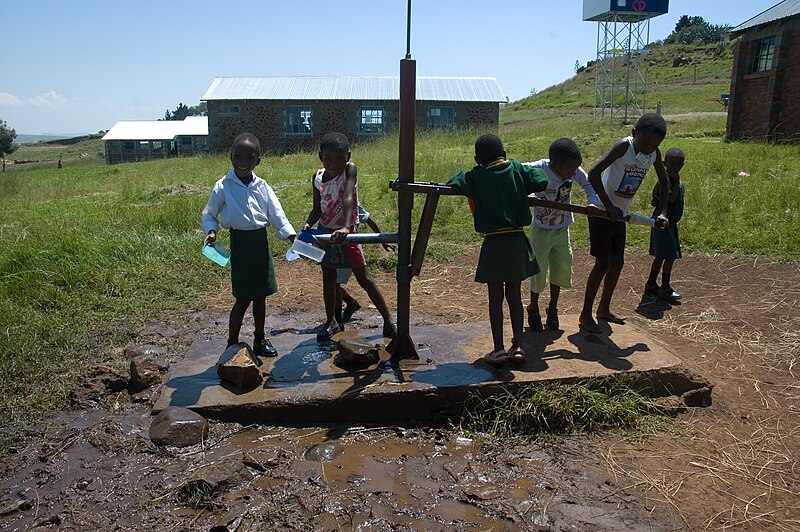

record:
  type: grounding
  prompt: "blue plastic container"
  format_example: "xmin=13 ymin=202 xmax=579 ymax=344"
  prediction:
xmin=202 ymin=243 xmax=231 ymax=267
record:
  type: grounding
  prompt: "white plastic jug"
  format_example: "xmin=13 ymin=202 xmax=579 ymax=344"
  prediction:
xmin=288 ymin=239 xmax=326 ymax=263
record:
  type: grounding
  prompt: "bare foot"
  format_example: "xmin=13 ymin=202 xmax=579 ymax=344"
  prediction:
xmin=596 ymin=310 xmax=626 ymax=324
xmin=578 ymin=314 xmax=602 ymax=333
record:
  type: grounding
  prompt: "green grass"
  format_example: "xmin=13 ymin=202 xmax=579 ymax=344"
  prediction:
xmin=453 ymin=376 xmax=668 ymax=436
xmin=1 ymin=42 xmax=798 ymax=445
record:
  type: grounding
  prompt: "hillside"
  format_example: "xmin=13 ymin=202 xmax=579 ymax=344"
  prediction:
xmin=504 ymin=42 xmax=733 ymax=121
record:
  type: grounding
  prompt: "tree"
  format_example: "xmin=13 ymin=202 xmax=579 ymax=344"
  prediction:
xmin=162 ymin=102 xmax=207 ymax=121
xmin=665 ymin=15 xmax=730 ymax=45
xmin=0 ymin=120 xmax=17 ymax=172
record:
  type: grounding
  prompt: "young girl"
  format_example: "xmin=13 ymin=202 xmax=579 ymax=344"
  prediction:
xmin=303 ymin=132 xmax=396 ymax=342
xmin=202 ymin=132 xmax=296 ymax=357
xmin=446 ymin=134 xmax=548 ymax=365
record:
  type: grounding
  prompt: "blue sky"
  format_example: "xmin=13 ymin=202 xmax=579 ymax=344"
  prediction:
xmin=3 ymin=0 xmax=774 ymax=135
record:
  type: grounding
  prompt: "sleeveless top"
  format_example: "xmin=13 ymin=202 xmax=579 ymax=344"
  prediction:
xmin=313 ymin=167 xmax=359 ymax=229
xmin=599 ymin=136 xmax=655 ymax=215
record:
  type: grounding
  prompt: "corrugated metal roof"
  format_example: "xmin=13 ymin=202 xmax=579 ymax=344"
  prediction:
xmin=731 ymin=0 xmax=800 ymax=34
xmin=103 ymin=116 xmax=208 ymax=141
xmin=201 ymin=77 xmax=506 ymax=102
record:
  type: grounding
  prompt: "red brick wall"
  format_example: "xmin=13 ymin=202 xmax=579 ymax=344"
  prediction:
xmin=727 ymin=18 xmax=800 ymax=142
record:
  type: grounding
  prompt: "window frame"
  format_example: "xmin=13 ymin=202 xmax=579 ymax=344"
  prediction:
xmin=751 ymin=35 xmax=776 ymax=73
xmin=358 ymin=106 xmax=385 ymax=136
xmin=285 ymin=105 xmax=313 ymax=136
xmin=218 ymin=105 xmax=240 ymax=115
xmin=428 ymin=106 xmax=455 ymax=127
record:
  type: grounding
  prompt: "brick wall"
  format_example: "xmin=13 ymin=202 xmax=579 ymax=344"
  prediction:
xmin=727 ymin=18 xmax=800 ymax=142
xmin=207 ymin=100 xmax=499 ymax=154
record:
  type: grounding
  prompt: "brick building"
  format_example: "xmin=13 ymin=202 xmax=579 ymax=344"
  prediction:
xmin=727 ymin=0 xmax=800 ymax=142
xmin=201 ymin=76 xmax=506 ymax=154
xmin=103 ymin=116 xmax=208 ymax=164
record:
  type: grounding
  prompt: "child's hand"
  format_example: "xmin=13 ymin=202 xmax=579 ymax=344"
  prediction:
xmin=303 ymin=223 xmax=311 ymax=232
xmin=204 ymin=231 xmax=216 ymax=245
xmin=381 ymin=243 xmax=396 ymax=253
xmin=586 ymin=204 xmax=601 ymax=217
xmin=606 ymin=206 xmax=624 ymax=221
xmin=288 ymin=234 xmax=296 ymax=243
xmin=332 ymin=227 xmax=350 ymax=243
xmin=656 ymin=213 xmax=670 ymax=229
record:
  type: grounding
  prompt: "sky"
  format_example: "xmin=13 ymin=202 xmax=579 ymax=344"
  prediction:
xmin=3 ymin=0 xmax=776 ymax=135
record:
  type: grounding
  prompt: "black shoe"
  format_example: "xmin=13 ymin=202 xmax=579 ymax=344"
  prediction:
xmin=341 ymin=300 xmax=362 ymax=323
xmin=659 ymin=285 xmax=681 ymax=302
xmin=253 ymin=338 xmax=278 ymax=357
xmin=644 ymin=282 xmax=660 ymax=296
xmin=316 ymin=320 xmax=343 ymax=342
xmin=545 ymin=306 xmax=559 ymax=330
xmin=527 ymin=306 xmax=543 ymax=332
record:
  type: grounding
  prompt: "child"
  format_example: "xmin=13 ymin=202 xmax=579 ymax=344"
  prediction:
xmin=303 ymin=132 xmax=396 ymax=342
xmin=645 ymin=147 xmax=685 ymax=302
xmin=336 ymin=202 xmax=395 ymax=324
xmin=446 ymin=134 xmax=548 ymax=364
xmin=524 ymin=138 xmax=600 ymax=331
xmin=202 ymin=132 xmax=296 ymax=357
xmin=579 ymin=113 xmax=671 ymax=333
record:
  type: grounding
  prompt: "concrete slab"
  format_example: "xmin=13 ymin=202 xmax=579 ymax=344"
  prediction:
xmin=154 ymin=314 xmax=690 ymax=424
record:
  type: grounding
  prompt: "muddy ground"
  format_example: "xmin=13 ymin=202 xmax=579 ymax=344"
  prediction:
xmin=1 ymin=246 xmax=798 ymax=530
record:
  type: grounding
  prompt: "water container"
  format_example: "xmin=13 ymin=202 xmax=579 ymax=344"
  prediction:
xmin=202 ymin=242 xmax=231 ymax=267
xmin=289 ymin=239 xmax=326 ymax=263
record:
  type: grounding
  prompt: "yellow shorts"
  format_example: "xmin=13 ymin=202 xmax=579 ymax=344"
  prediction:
xmin=529 ymin=225 xmax=573 ymax=294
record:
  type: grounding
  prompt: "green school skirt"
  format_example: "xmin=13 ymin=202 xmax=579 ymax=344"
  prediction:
xmin=475 ymin=231 xmax=539 ymax=283
xmin=230 ymin=228 xmax=277 ymax=300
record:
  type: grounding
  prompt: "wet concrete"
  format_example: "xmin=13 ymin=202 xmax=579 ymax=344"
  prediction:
xmin=154 ymin=314 xmax=692 ymax=424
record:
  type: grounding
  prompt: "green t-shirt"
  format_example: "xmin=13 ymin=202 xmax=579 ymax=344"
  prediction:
xmin=446 ymin=159 xmax=548 ymax=233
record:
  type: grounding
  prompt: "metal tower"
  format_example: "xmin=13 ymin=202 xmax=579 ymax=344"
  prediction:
xmin=584 ymin=0 xmax=669 ymax=120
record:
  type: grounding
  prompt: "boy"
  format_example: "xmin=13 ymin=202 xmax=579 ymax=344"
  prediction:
xmin=202 ymin=133 xmax=296 ymax=357
xmin=524 ymin=138 xmax=599 ymax=331
xmin=304 ymin=132 xmax=396 ymax=342
xmin=645 ymin=147 xmax=685 ymax=302
xmin=579 ymin=113 xmax=671 ymax=333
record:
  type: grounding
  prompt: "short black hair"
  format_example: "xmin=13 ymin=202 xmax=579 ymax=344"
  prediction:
xmin=231 ymin=132 xmax=261 ymax=157
xmin=320 ymin=132 xmax=350 ymax=153
xmin=549 ymin=137 xmax=582 ymax=165
xmin=474 ymin=134 xmax=505 ymax=166
xmin=665 ymin=147 xmax=685 ymax=160
xmin=634 ymin=113 xmax=667 ymax=137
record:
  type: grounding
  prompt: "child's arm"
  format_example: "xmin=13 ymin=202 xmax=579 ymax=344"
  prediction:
xmin=201 ymin=183 xmax=223 ymax=245
xmin=304 ymin=172 xmax=322 ymax=231
xmin=331 ymin=162 xmax=357 ymax=242
xmin=575 ymin=167 xmax=602 ymax=217
xmin=587 ymin=140 xmax=628 ymax=220
xmin=668 ymin=169 xmax=681 ymax=204
xmin=364 ymin=216 xmax=396 ymax=252
xmin=263 ymin=184 xmax=296 ymax=242
xmin=652 ymin=149 xmax=670 ymax=228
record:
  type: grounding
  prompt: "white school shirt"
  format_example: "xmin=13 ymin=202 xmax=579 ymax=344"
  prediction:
xmin=523 ymin=159 xmax=599 ymax=229
xmin=201 ymin=170 xmax=296 ymax=239
xmin=598 ymin=136 xmax=655 ymax=215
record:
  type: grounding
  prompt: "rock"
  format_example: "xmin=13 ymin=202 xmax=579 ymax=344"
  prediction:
xmin=216 ymin=343 xmax=262 ymax=389
xmin=304 ymin=442 xmax=344 ymax=462
xmin=149 ymin=407 xmax=209 ymax=447
xmin=336 ymin=338 xmax=382 ymax=365
xmin=672 ymin=56 xmax=691 ymax=67
xmin=124 ymin=344 xmax=165 ymax=360
xmin=130 ymin=354 xmax=162 ymax=391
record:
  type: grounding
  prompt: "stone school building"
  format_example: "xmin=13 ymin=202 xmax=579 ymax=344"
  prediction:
xmin=201 ymin=76 xmax=507 ymax=154
xmin=727 ymin=0 xmax=800 ymax=142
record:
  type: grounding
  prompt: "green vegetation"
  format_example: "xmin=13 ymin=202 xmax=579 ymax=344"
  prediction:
xmin=2 ymin=42 xmax=798 ymax=445
xmin=0 ymin=119 xmax=18 ymax=172
xmin=453 ymin=376 xmax=667 ymax=436
xmin=178 ymin=480 xmax=218 ymax=509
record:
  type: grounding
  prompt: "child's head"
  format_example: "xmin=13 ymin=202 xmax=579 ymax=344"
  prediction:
xmin=319 ymin=132 xmax=351 ymax=175
xmin=230 ymin=132 xmax=261 ymax=179
xmin=664 ymin=147 xmax=685 ymax=175
xmin=548 ymin=137 xmax=583 ymax=180
xmin=474 ymin=134 xmax=506 ymax=166
xmin=632 ymin=113 xmax=667 ymax=155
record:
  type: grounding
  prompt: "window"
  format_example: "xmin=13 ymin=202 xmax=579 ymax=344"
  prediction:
xmin=286 ymin=106 xmax=312 ymax=135
xmin=123 ymin=141 xmax=134 ymax=151
xmin=428 ymin=106 xmax=454 ymax=127
xmin=218 ymin=105 xmax=240 ymax=115
xmin=751 ymin=36 xmax=775 ymax=73
xmin=359 ymin=106 xmax=384 ymax=136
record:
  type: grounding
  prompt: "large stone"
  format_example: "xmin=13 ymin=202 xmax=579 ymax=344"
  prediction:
xmin=149 ymin=407 xmax=209 ymax=447
xmin=336 ymin=338 xmax=381 ymax=365
xmin=130 ymin=354 xmax=162 ymax=391
xmin=216 ymin=343 xmax=262 ymax=389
